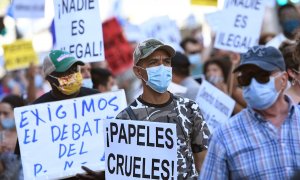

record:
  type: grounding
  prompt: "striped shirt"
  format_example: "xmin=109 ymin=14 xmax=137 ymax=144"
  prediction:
xmin=199 ymin=96 xmax=300 ymax=180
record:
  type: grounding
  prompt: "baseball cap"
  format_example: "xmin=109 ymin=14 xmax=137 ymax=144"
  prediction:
xmin=133 ymin=39 xmax=176 ymax=65
xmin=43 ymin=50 xmax=84 ymax=77
xmin=234 ymin=46 xmax=286 ymax=72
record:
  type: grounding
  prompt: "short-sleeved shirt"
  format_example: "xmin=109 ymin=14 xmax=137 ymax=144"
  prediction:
xmin=200 ymin=96 xmax=300 ymax=180
xmin=116 ymin=93 xmax=210 ymax=179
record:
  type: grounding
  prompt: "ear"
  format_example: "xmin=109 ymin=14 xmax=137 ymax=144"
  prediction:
xmin=281 ymin=72 xmax=289 ymax=89
xmin=287 ymin=69 xmax=296 ymax=79
xmin=133 ymin=66 xmax=143 ymax=79
xmin=98 ymin=84 xmax=107 ymax=93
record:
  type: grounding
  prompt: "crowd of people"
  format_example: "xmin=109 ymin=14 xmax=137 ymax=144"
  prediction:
xmin=0 ymin=2 xmax=300 ymax=180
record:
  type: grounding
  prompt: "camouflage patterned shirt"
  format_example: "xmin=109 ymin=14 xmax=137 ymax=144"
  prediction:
xmin=116 ymin=93 xmax=210 ymax=179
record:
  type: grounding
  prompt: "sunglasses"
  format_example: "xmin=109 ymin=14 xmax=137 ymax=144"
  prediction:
xmin=237 ymin=71 xmax=271 ymax=86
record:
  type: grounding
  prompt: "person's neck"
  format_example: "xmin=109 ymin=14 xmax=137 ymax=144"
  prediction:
xmin=51 ymin=88 xmax=79 ymax=100
xmin=172 ymin=75 xmax=186 ymax=85
xmin=141 ymin=86 xmax=171 ymax=105
xmin=257 ymin=95 xmax=289 ymax=128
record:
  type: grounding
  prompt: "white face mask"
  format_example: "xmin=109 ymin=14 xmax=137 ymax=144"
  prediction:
xmin=82 ymin=78 xmax=93 ymax=89
xmin=110 ymin=85 xmax=119 ymax=91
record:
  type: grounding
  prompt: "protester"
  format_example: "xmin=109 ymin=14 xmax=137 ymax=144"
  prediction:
xmin=80 ymin=63 xmax=94 ymax=89
xmin=13 ymin=50 xmax=102 ymax=180
xmin=279 ymin=40 xmax=300 ymax=103
xmin=180 ymin=37 xmax=204 ymax=81
xmin=278 ymin=3 xmax=300 ymax=40
xmin=267 ymin=3 xmax=300 ymax=47
xmin=171 ymin=51 xmax=201 ymax=101
xmin=0 ymin=94 xmax=26 ymax=180
xmin=200 ymin=45 xmax=300 ymax=179
xmin=203 ymin=57 xmax=230 ymax=94
xmin=116 ymin=38 xmax=210 ymax=179
xmin=91 ymin=67 xmax=118 ymax=93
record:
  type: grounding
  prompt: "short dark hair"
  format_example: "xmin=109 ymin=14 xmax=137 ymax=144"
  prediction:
xmin=278 ymin=3 xmax=297 ymax=20
xmin=171 ymin=52 xmax=190 ymax=77
xmin=1 ymin=94 xmax=27 ymax=109
xmin=180 ymin=37 xmax=199 ymax=51
xmin=203 ymin=57 xmax=231 ymax=83
xmin=91 ymin=68 xmax=113 ymax=89
xmin=279 ymin=40 xmax=297 ymax=81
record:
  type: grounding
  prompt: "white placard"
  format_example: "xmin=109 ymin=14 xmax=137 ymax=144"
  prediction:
xmin=105 ymin=119 xmax=177 ymax=180
xmin=141 ymin=16 xmax=183 ymax=52
xmin=14 ymin=90 xmax=127 ymax=180
xmin=214 ymin=0 xmax=266 ymax=53
xmin=54 ymin=0 xmax=105 ymax=62
xmin=195 ymin=80 xmax=235 ymax=132
xmin=12 ymin=0 xmax=45 ymax=18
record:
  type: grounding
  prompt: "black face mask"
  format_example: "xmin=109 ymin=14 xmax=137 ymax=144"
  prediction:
xmin=282 ymin=19 xmax=300 ymax=39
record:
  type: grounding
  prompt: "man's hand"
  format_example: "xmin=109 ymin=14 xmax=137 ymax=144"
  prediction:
xmin=76 ymin=166 xmax=105 ymax=180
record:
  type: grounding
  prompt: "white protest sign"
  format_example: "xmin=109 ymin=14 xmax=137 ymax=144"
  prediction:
xmin=14 ymin=90 xmax=127 ymax=180
xmin=54 ymin=0 xmax=104 ymax=62
xmin=12 ymin=0 xmax=45 ymax=18
xmin=141 ymin=16 xmax=183 ymax=51
xmin=214 ymin=0 xmax=266 ymax=53
xmin=195 ymin=80 xmax=235 ymax=132
xmin=105 ymin=119 xmax=177 ymax=180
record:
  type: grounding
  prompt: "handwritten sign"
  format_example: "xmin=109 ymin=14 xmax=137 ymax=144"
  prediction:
xmin=195 ymin=80 xmax=235 ymax=132
xmin=14 ymin=90 xmax=127 ymax=180
xmin=102 ymin=18 xmax=133 ymax=75
xmin=12 ymin=0 xmax=45 ymax=18
xmin=214 ymin=0 xmax=266 ymax=53
xmin=2 ymin=40 xmax=38 ymax=71
xmin=141 ymin=16 xmax=182 ymax=51
xmin=54 ymin=0 xmax=105 ymax=62
xmin=105 ymin=119 xmax=177 ymax=179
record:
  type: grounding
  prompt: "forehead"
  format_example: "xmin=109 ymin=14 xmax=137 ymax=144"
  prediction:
xmin=138 ymin=50 xmax=170 ymax=64
xmin=148 ymin=49 xmax=170 ymax=58
xmin=0 ymin=103 xmax=12 ymax=112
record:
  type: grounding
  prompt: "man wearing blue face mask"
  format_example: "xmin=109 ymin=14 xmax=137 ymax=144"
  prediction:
xmin=200 ymin=45 xmax=300 ymax=179
xmin=116 ymin=38 xmax=210 ymax=179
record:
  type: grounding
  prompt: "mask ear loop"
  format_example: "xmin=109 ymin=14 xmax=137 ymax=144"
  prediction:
xmin=135 ymin=66 xmax=149 ymax=85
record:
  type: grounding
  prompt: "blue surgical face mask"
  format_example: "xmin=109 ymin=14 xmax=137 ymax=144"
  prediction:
xmin=82 ymin=78 xmax=93 ymax=88
xmin=242 ymin=74 xmax=281 ymax=110
xmin=35 ymin=74 xmax=44 ymax=88
xmin=1 ymin=118 xmax=15 ymax=130
xmin=139 ymin=65 xmax=172 ymax=93
xmin=188 ymin=54 xmax=202 ymax=65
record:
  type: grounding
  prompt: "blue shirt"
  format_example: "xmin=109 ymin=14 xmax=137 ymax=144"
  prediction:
xmin=199 ymin=96 xmax=300 ymax=180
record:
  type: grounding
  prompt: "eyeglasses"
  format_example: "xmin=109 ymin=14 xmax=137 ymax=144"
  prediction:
xmin=237 ymin=71 xmax=276 ymax=87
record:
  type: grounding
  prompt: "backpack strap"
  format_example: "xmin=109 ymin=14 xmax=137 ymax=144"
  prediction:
xmin=125 ymin=106 xmax=138 ymax=120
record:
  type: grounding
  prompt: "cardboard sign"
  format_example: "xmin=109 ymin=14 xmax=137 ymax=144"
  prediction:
xmin=2 ymin=40 xmax=38 ymax=71
xmin=195 ymin=80 xmax=235 ymax=132
xmin=105 ymin=119 xmax=177 ymax=179
xmin=54 ymin=0 xmax=105 ymax=62
xmin=14 ymin=90 xmax=127 ymax=180
xmin=102 ymin=18 xmax=133 ymax=75
xmin=12 ymin=0 xmax=45 ymax=18
xmin=141 ymin=16 xmax=182 ymax=52
xmin=191 ymin=0 xmax=218 ymax=6
xmin=214 ymin=0 xmax=266 ymax=53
